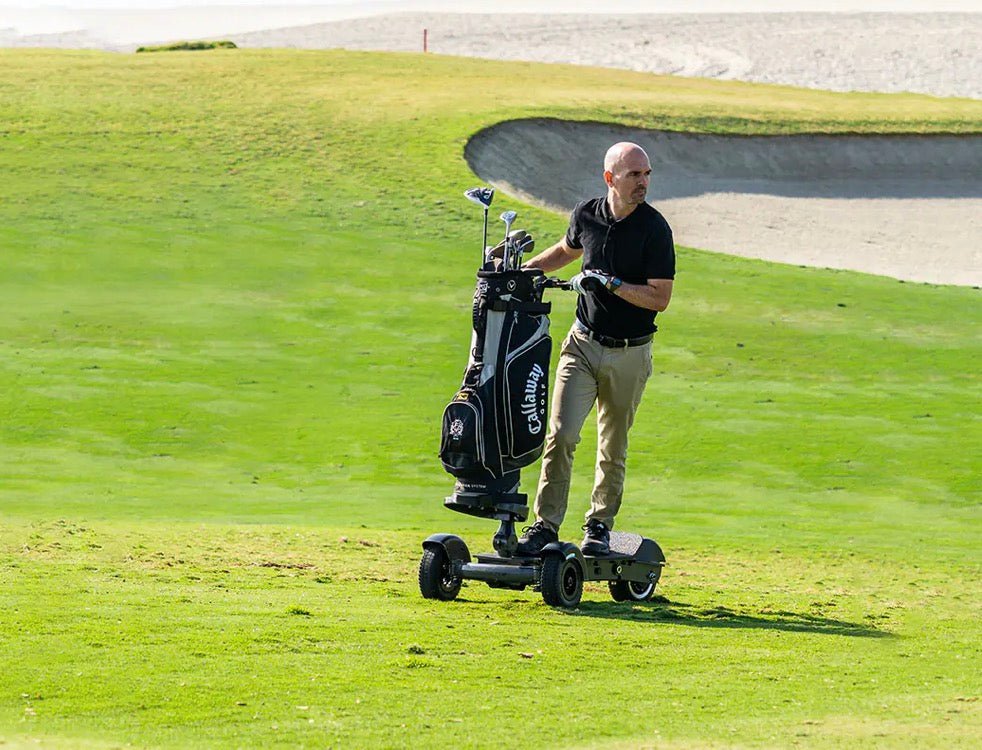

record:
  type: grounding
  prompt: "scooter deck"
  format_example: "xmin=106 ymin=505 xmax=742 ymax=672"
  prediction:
xmin=475 ymin=549 xmax=647 ymax=565
xmin=473 ymin=531 xmax=665 ymax=586
xmin=476 ymin=532 xmax=662 ymax=563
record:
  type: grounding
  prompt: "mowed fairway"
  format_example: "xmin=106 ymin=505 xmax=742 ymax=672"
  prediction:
xmin=0 ymin=49 xmax=980 ymax=748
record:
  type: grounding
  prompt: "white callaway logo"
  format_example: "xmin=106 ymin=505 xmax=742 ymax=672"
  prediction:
xmin=450 ymin=418 xmax=465 ymax=439
xmin=521 ymin=363 xmax=545 ymax=435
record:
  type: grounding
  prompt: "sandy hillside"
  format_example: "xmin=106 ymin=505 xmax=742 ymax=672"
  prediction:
xmin=231 ymin=12 xmax=982 ymax=99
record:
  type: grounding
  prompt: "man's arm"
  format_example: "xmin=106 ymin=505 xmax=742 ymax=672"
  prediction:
xmin=613 ymin=278 xmax=673 ymax=312
xmin=522 ymin=237 xmax=583 ymax=273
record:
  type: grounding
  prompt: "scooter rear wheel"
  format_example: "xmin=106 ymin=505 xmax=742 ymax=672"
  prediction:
xmin=541 ymin=554 xmax=583 ymax=608
xmin=419 ymin=547 xmax=462 ymax=601
xmin=608 ymin=579 xmax=655 ymax=602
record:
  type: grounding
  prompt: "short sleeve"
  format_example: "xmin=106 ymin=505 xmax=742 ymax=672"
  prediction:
xmin=565 ymin=203 xmax=584 ymax=249
xmin=645 ymin=218 xmax=675 ymax=280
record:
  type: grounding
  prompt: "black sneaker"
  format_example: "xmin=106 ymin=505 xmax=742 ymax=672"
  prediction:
xmin=581 ymin=519 xmax=610 ymax=555
xmin=515 ymin=520 xmax=558 ymax=556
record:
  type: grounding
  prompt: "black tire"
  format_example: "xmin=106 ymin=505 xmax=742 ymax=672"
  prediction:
xmin=608 ymin=579 xmax=656 ymax=602
xmin=418 ymin=547 xmax=462 ymax=601
xmin=541 ymin=554 xmax=583 ymax=608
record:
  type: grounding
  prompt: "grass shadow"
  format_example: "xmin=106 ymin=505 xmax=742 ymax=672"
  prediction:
xmin=571 ymin=597 xmax=893 ymax=638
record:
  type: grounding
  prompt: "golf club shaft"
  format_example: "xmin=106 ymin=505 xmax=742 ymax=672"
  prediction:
xmin=482 ymin=209 xmax=488 ymax=261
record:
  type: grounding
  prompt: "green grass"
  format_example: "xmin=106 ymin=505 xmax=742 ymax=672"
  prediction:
xmin=0 ymin=49 xmax=979 ymax=748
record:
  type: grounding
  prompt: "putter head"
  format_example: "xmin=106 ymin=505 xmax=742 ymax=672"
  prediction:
xmin=464 ymin=186 xmax=495 ymax=210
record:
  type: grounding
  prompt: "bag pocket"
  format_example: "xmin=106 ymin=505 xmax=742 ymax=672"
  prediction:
xmin=439 ymin=390 xmax=487 ymax=477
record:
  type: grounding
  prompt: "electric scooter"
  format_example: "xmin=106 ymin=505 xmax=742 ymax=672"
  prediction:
xmin=418 ymin=188 xmax=665 ymax=608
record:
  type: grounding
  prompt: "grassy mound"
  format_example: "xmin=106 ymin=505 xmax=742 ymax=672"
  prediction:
xmin=136 ymin=40 xmax=237 ymax=53
xmin=0 ymin=48 xmax=979 ymax=748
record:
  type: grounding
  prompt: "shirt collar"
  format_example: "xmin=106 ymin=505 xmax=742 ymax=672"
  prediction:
xmin=601 ymin=195 xmax=644 ymax=225
xmin=600 ymin=195 xmax=616 ymax=224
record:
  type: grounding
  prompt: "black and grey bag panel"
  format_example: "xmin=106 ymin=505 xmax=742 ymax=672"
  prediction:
xmin=440 ymin=269 xmax=551 ymax=481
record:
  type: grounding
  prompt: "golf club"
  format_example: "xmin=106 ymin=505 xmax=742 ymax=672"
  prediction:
xmin=487 ymin=230 xmax=528 ymax=267
xmin=515 ymin=236 xmax=534 ymax=269
xmin=464 ymin=187 xmax=495 ymax=262
xmin=499 ymin=210 xmax=517 ymax=270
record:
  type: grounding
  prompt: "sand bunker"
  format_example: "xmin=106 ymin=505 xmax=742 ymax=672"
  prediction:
xmin=466 ymin=119 xmax=982 ymax=286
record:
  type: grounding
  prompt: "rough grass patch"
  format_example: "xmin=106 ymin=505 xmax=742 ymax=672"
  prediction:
xmin=136 ymin=41 xmax=237 ymax=53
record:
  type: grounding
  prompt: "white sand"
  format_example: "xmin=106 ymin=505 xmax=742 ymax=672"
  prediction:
xmin=231 ymin=12 xmax=982 ymax=99
xmin=466 ymin=120 xmax=982 ymax=286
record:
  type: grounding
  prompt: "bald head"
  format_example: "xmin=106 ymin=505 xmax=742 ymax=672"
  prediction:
xmin=604 ymin=142 xmax=649 ymax=174
xmin=603 ymin=142 xmax=652 ymax=216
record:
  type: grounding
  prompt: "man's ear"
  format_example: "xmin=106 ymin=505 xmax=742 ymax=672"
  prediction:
xmin=603 ymin=170 xmax=614 ymax=187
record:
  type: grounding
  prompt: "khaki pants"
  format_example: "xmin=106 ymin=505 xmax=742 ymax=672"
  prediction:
xmin=533 ymin=325 xmax=653 ymax=532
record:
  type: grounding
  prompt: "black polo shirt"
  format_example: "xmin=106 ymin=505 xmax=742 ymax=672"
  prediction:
xmin=565 ymin=197 xmax=675 ymax=339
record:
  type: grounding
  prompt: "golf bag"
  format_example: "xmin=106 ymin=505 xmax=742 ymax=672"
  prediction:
xmin=439 ymin=267 xmax=552 ymax=502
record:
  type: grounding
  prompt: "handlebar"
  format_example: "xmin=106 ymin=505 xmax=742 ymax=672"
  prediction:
xmin=536 ymin=276 xmax=573 ymax=291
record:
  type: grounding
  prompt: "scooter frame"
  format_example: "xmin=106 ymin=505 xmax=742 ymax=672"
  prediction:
xmin=420 ymin=528 xmax=665 ymax=608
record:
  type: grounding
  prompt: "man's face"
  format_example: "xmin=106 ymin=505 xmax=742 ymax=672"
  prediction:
xmin=605 ymin=149 xmax=651 ymax=205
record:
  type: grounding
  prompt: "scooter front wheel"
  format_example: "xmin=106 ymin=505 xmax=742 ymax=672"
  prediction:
xmin=541 ymin=554 xmax=583 ymax=608
xmin=419 ymin=547 xmax=462 ymax=601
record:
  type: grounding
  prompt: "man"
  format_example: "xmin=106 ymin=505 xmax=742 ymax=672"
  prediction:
xmin=517 ymin=141 xmax=675 ymax=556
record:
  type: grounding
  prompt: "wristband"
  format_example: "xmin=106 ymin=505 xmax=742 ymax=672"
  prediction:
xmin=608 ymin=277 xmax=623 ymax=292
